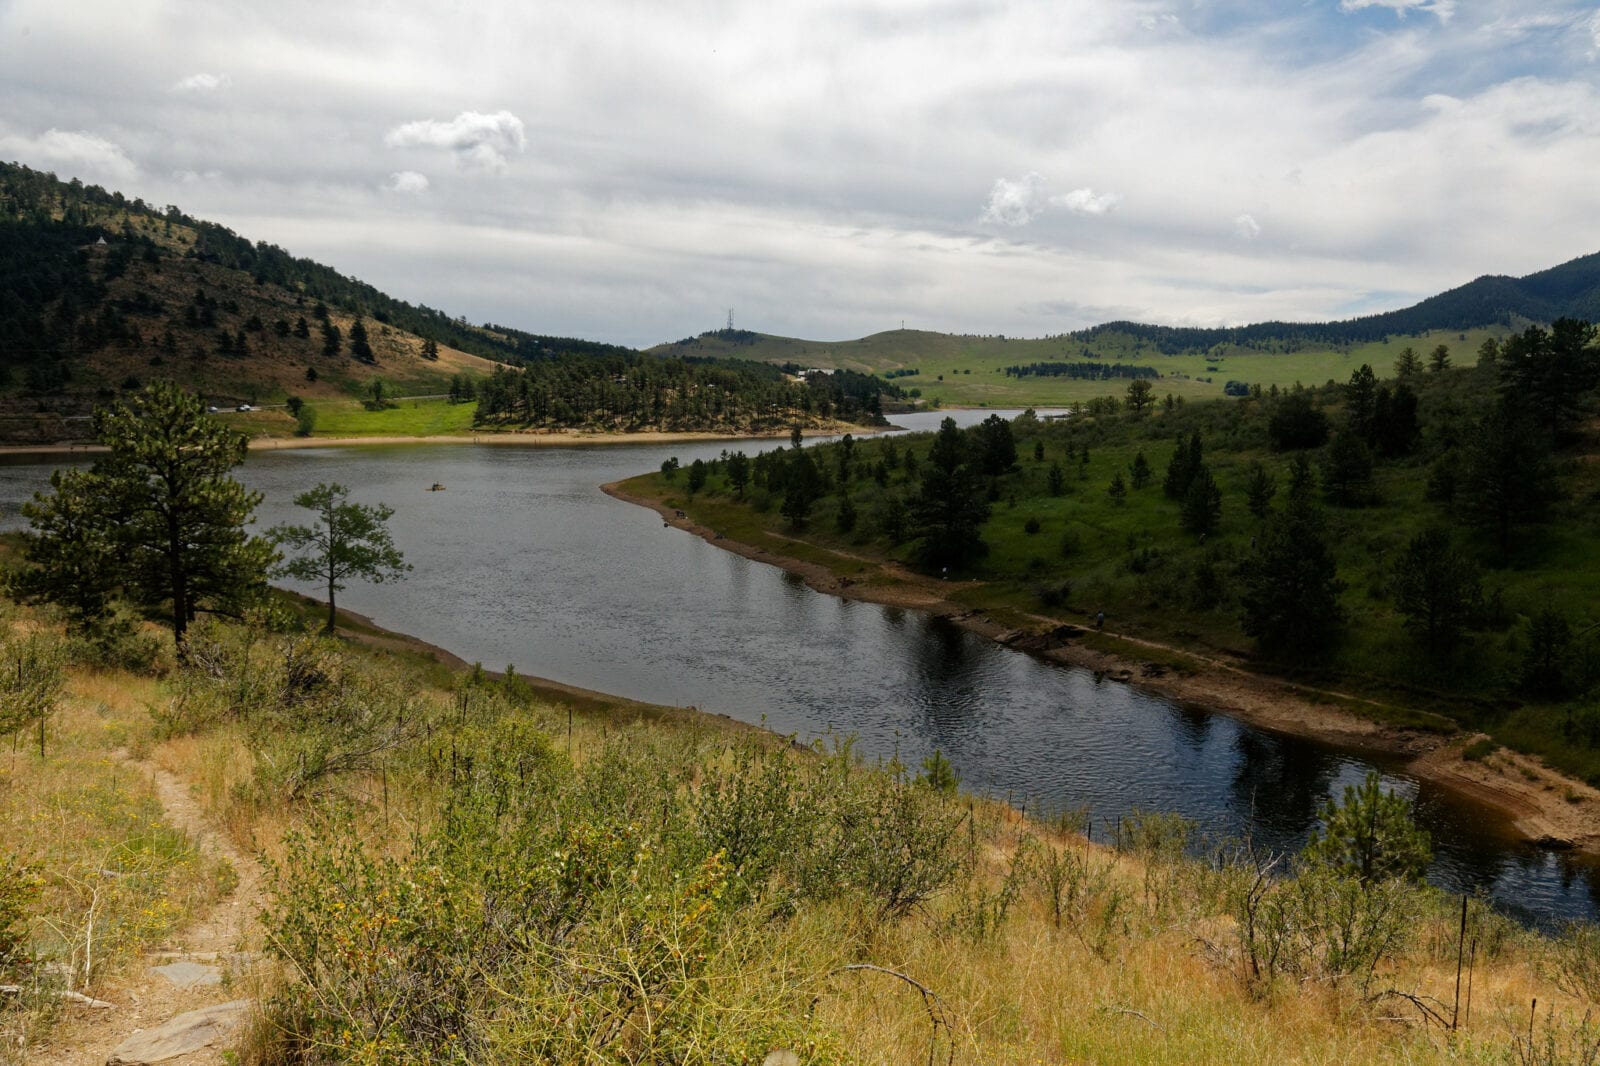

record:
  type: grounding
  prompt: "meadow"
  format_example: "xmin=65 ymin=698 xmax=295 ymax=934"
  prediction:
xmin=667 ymin=327 xmax=1510 ymax=408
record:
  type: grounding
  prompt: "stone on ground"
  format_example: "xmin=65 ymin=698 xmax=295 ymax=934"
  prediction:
xmin=105 ymin=999 xmax=253 ymax=1065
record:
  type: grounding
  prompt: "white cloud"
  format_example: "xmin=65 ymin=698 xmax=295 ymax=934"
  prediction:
xmin=173 ymin=168 xmax=222 ymax=184
xmin=1339 ymin=0 xmax=1456 ymax=22
xmin=1051 ymin=187 xmax=1122 ymax=215
xmin=171 ymin=72 xmax=231 ymax=93
xmin=1234 ymin=214 xmax=1262 ymax=240
xmin=385 ymin=170 xmax=430 ymax=194
xmin=0 ymin=129 xmax=138 ymax=185
xmin=384 ymin=110 xmax=526 ymax=172
xmin=980 ymin=173 xmax=1046 ymax=226
xmin=1590 ymin=11 xmax=1600 ymax=51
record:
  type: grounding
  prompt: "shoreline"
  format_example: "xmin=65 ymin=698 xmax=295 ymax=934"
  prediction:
xmin=601 ymin=478 xmax=1600 ymax=855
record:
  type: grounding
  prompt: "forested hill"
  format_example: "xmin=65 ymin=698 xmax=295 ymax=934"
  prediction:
xmin=655 ymin=251 xmax=1600 ymax=369
xmin=1078 ymin=252 xmax=1600 ymax=354
xmin=0 ymin=161 xmax=899 ymax=439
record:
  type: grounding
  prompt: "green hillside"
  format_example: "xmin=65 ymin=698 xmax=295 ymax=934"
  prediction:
xmin=624 ymin=325 xmax=1600 ymax=784
xmin=0 ymin=163 xmax=899 ymax=442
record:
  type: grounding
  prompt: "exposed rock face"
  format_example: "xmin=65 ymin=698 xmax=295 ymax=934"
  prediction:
xmin=104 ymin=999 xmax=253 ymax=1065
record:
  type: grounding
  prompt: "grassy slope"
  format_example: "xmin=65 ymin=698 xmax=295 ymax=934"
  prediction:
xmin=4 ymin=604 xmax=1594 ymax=1065
xmin=656 ymin=327 xmax=1510 ymax=408
xmin=623 ymin=364 xmax=1600 ymax=781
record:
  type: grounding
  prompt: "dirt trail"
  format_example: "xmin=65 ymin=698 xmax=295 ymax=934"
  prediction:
xmin=32 ymin=757 xmax=268 ymax=1066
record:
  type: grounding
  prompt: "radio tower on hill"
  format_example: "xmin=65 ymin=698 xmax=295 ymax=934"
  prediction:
xmin=726 ymin=308 xmax=734 ymax=331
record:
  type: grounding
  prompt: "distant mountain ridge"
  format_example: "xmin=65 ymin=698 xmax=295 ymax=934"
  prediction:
xmin=1077 ymin=250 xmax=1600 ymax=354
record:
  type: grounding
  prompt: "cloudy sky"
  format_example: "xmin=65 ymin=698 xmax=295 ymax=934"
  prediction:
xmin=3 ymin=0 xmax=1599 ymax=348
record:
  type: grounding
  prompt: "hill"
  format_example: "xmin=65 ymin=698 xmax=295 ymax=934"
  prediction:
xmin=619 ymin=331 xmax=1600 ymax=788
xmin=0 ymin=163 xmax=898 ymax=442
xmin=2 ymin=596 xmax=1592 ymax=1065
xmin=651 ymin=252 xmax=1600 ymax=407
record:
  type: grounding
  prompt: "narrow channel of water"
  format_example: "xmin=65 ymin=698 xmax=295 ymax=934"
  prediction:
xmin=2 ymin=410 xmax=1596 ymax=926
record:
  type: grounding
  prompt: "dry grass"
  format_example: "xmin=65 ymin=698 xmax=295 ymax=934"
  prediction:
xmin=9 ymin=610 xmax=1600 ymax=1065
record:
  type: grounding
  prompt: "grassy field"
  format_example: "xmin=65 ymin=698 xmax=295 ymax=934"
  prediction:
xmin=5 ymin=600 xmax=1598 ymax=1064
xmin=624 ymin=360 xmax=1600 ymax=781
xmin=660 ymin=327 xmax=1510 ymax=408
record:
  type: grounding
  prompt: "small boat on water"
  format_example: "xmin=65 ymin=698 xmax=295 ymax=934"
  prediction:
xmin=428 ymin=483 xmax=446 ymax=491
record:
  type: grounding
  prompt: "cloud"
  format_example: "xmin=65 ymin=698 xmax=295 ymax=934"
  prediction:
xmin=1338 ymin=0 xmax=1456 ymax=22
xmin=384 ymin=110 xmax=526 ymax=172
xmin=171 ymin=72 xmax=231 ymax=93
xmin=173 ymin=168 xmax=222 ymax=184
xmin=979 ymin=173 xmax=1047 ymax=226
xmin=1051 ymin=187 xmax=1122 ymax=215
xmin=385 ymin=170 xmax=430 ymax=194
xmin=1233 ymin=214 xmax=1262 ymax=240
xmin=0 ymin=129 xmax=137 ymax=185
xmin=1591 ymin=11 xmax=1600 ymax=51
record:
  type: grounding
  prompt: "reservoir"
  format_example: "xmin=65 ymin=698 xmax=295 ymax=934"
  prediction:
xmin=3 ymin=409 xmax=1597 ymax=926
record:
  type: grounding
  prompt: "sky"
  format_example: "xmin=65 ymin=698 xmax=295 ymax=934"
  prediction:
xmin=2 ymin=0 xmax=1599 ymax=349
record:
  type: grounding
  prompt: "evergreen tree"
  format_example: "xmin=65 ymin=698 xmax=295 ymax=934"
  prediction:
xmin=1240 ymin=486 xmax=1343 ymax=656
xmin=15 ymin=383 xmax=274 ymax=651
xmin=1460 ymin=394 xmax=1558 ymax=556
xmin=1129 ymin=451 xmax=1152 ymax=490
xmin=1429 ymin=344 xmax=1451 ymax=373
xmin=1244 ymin=461 xmax=1276 ymax=519
xmin=1391 ymin=528 xmax=1481 ymax=654
xmin=726 ymin=450 xmax=750 ymax=498
xmin=269 ymin=482 xmax=410 ymax=634
xmin=1345 ymin=364 xmax=1378 ymax=442
xmin=1267 ymin=391 xmax=1330 ymax=451
xmin=349 ymin=317 xmax=375 ymax=363
xmin=835 ymin=492 xmax=857 ymax=533
xmin=687 ymin=458 xmax=708 ymax=496
xmin=1046 ymin=462 xmax=1066 ymax=497
xmin=420 ymin=337 xmax=439 ymax=360
xmin=1371 ymin=382 xmax=1419 ymax=458
xmin=1393 ymin=346 xmax=1422 ymax=378
xmin=780 ymin=449 xmax=822 ymax=528
xmin=1126 ymin=378 xmax=1153 ymax=413
xmin=912 ymin=417 xmax=990 ymax=570
xmin=1163 ymin=432 xmax=1201 ymax=499
xmin=1304 ymin=771 xmax=1431 ymax=884
xmin=1321 ymin=429 xmax=1375 ymax=507
xmin=974 ymin=413 xmax=1018 ymax=476
xmin=1476 ymin=337 xmax=1500 ymax=367
xmin=1180 ymin=464 xmax=1221 ymax=535
xmin=1498 ymin=319 xmax=1600 ymax=443
xmin=1107 ymin=471 xmax=1127 ymax=505
xmin=321 ymin=319 xmax=341 ymax=357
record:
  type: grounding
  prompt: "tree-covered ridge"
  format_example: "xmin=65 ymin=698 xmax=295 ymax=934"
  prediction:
xmin=636 ymin=323 xmax=1600 ymax=783
xmin=471 ymin=355 xmax=898 ymax=431
xmin=0 ymin=160 xmax=904 ymax=438
xmin=1076 ymin=251 xmax=1600 ymax=354
xmin=0 ymin=161 xmax=630 ymax=368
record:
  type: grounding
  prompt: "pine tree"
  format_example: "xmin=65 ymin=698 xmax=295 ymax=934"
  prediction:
xmin=1244 ymin=462 xmax=1276 ymax=519
xmin=1163 ymin=432 xmax=1201 ymax=499
xmin=349 ymin=317 xmax=375 ymax=363
xmin=1107 ymin=471 xmax=1127 ymax=505
xmin=15 ymin=383 xmax=274 ymax=651
xmin=1180 ymin=464 xmax=1221 ymax=535
xmin=912 ymin=417 xmax=990 ymax=570
xmin=1129 ymin=451 xmax=1151 ymax=489
xmin=1240 ymin=486 xmax=1343 ymax=655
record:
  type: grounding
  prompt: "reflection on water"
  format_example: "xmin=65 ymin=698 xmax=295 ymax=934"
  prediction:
xmin=1 ymin=409 xmax=1597 ymax=926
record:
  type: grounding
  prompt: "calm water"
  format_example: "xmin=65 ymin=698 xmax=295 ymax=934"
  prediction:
xmin=3 ymin=410 xmax=1597 ymax=926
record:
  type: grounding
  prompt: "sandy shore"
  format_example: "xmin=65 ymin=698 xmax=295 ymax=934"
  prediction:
xmin=603 ymin=479 xmax=1600 ymax=853
xmin=244 ymin=428 xmax=803 ymax=450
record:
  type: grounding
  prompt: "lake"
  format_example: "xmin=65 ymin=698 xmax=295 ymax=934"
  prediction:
xmin=3 ymin=409 xmax=1597 ymax=926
